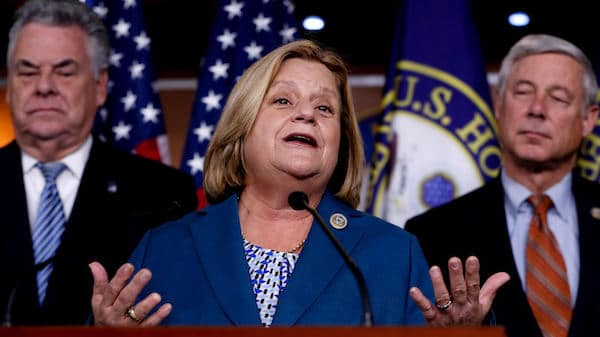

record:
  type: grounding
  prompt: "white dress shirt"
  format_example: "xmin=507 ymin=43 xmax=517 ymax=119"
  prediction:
xmin=22 ymin=136 xmax=92 ymax=231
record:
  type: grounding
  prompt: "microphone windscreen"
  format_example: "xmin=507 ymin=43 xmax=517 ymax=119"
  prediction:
xmin=288 ymin=191 xmax=309 ymax=210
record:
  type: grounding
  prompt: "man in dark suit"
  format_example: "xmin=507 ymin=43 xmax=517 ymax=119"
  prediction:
xmin=0 ymin=0 xmax=197 ymax=325
xmin=406 ymin=34 xmax=600 ymax=337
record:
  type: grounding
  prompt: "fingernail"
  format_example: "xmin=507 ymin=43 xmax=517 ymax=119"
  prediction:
xmin=450 ymin=261 xmax=459 ymax=270
xmin=140 ymin=270 xmax=151 ymax=281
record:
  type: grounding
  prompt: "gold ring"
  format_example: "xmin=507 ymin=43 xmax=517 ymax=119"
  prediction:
xmin=125 ymin=306 xmax=141 ymax=322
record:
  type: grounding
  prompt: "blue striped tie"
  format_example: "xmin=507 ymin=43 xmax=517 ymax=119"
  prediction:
xmin=32 ymin=162 xmax=67 ymax=304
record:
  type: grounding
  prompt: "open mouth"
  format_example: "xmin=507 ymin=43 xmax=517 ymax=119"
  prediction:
xmin=284 ymin=133 xmax=317 ymax=147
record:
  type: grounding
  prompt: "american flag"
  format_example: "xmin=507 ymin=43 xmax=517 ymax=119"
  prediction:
xmin=83 ymin=0 xmax=170 ymax=164
xmin=180 ymin=0 xmax=298 ymax=207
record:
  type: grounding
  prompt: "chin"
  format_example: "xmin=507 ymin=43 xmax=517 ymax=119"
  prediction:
xmin=28 ymin=127 xmax=69 ymax=140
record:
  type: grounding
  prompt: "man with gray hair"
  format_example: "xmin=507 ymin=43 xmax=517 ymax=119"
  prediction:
xmin=406 ymin=34 xmax=600 ymax=337
xmin=0 ymin=0 xmax=196 ymax=325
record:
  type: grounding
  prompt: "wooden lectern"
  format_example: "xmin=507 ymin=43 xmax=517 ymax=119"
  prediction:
xmin=0 ymin=326 xmax=506 ymax=337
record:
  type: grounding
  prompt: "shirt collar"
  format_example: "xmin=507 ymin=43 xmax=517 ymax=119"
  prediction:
xmin=21 ymin=136 xmax=93 ymax=179
xmin=501 ymin=170 xmax=572 ymax=218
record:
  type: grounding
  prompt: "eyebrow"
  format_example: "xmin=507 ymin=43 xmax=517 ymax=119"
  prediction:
xmin=270 ymin=80 xmax=339 ymax=98
xmin=14 ymin=58 xmax=78 ymax=70
xmin=513 ymin=79 xmax=534 ymax=87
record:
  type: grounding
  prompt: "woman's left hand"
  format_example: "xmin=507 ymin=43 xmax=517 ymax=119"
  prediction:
xmin=409 ymin=256 xmax=510 ymax=326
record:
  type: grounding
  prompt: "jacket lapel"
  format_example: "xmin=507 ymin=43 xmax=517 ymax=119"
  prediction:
xmin=273 ymin=192 xmax=365 ymax=325
xmin=481 ymin=178 xmax=541 ymax=335
xmin=569 ymin=176 xmax=600 ymax=336
xmin=0 ymin=142 xmax=35 ymax=272
xmin=189 ymin=195 xmax=261 ymax=325
xmin=0 ymin=142 xmax=39 ymax=319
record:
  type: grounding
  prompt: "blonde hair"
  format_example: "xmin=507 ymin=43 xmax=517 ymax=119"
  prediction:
xmin=204 ymin=39 xmax=364 ymax=207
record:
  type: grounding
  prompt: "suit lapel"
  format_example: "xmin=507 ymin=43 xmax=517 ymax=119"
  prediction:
xmin=569 ymin=176 xmax=600 ymax=336
xmin=0 ymin=142 xmax=35 ymax=272
xmin=189 ymin=196 xmax=260 ymax=325
xmin=480 ymin=178 xmax=541 ymax=336
xmin=273 ymin=193 xmax=364 ymax=325
xmin=472 ymin=178 xmax=520 ymax=282
xmin=0 ymin=142 xmax=40 ymax=320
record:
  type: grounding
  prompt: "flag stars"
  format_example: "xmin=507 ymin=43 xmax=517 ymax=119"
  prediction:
xmin=283 ymin=0 xmax=294 ymax=14
xmin=92 ymin=4 xmax=108 ymax=19
xmin=209 ymin=59 xmax=229 ymax=80
xmin=217 ymin=29 xmax=237 ymax=50
xmin=253 ymin=13 xmax=272 ymax=32
xmin=194 ymin=122 xmax=214 ymax=143
xmin=187 ymin=153 xmax=205 ymax=175
xmin=202 ymin=90 xmax=223 ymax=111
xmin=280 ymin=24 xmax=296 ymax=43
xmin=129 ymin=60 xmax=145 ymax=79
xmin=113 ymin=121 xmax=132 ymax=141
xmin=141 ymin=103 xmax=160 ymax=123
xmin=134 ymin=31 xmax=151 ymax=50
xmin=123 ymin=0 xmax=136 ymax=9
xmin=110 ymin=51 xmax=123 ymax=67
xmin=121 ymin=91 xmax=137 ymax=111
xmin=99 ymin=108 xmax=108 ymax=122
xmin=224 ymin=0 xmax=244 ymax=20
xmin=244 ymin=41 xmax=263 ymax=60
xmin=113 ymin=19 xmax=131 ymax=38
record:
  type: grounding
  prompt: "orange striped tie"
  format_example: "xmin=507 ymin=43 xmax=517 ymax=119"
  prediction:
xmin=526 ymin=195 xmax=572 ymax=337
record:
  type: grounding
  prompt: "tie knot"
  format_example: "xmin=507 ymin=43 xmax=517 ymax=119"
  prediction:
xmin=36 ymin=162 xmax=66 ymax=183
xmin=528 ymin=194 xmax=553 ymax=216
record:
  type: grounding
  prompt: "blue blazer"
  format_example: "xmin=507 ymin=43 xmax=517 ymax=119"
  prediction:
xmin=130 ymin=192 xmax=433 ymax=326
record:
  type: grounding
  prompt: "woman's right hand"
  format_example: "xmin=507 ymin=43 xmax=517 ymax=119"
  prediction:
xmin=89 ymin=261 xmax=172 ymax=326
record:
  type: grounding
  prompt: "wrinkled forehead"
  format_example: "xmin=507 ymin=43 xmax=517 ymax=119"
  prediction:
xmin=10 ymin=22 xmax=90 ymax=66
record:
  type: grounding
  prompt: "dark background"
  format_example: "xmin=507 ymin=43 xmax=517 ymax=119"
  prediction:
xmin=0 ymin=0 xmax=597 ymax=77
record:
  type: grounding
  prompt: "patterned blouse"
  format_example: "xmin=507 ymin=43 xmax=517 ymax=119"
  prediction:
xmin=243 ymin=239 xmax=300 ymax=327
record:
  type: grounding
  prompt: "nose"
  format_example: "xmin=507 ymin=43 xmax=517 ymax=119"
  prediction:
xmin=35 ymin=71 xmax=57 ymax=96
xmin=527 ymin=93 xmax=546 ymax=118
xmin=292 ymin=101 xmax=316 ymax=124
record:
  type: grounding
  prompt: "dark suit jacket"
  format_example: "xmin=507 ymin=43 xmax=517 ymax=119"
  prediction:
xmin=0 ymin=139 xmax=197 ymax=325
xmin=405 ymin=174 xmax=600 ymax=337
xmin=130 ymin=192 xmax=433 ymax=326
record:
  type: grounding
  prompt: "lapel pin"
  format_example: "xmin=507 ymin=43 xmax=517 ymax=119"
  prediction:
xmin=590 ymin=207 xmax=600 ymax=220
xmin=329 ymin=213 xmax=347 ymax=230
xmin=107 ymin=180 xmax=118 ymax=194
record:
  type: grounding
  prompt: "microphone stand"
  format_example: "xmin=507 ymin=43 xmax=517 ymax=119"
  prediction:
xmin=289 ymin=192 xmax=373 ymax=327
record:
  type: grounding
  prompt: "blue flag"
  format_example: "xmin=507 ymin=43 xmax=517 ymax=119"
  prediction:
xmin=577 ymin=81 xmax=600 ymax=181
xmin=85 ymin=0 xmax=170 ymax=163
xmin=180 ymin=0 xmax=298 ymax=207
xmin=365 ymin=0 xmax=501 ymax=227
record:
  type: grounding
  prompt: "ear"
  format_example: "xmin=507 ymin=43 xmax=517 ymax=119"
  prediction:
xmin=95 ymin=69 xmax=108 ymax=107
xmin=582 ymin=103 xmax=599 ymax=137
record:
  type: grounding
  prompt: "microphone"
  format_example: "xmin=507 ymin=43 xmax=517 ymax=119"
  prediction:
xmin=288 ymin=192 xmax=373 ymax=327
xmin=2 ymin=287 xmax=16 ymax=327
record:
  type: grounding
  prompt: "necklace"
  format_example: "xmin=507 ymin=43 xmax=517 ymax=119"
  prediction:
xmin=241 ymin=231 xmax=306 ymax=253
